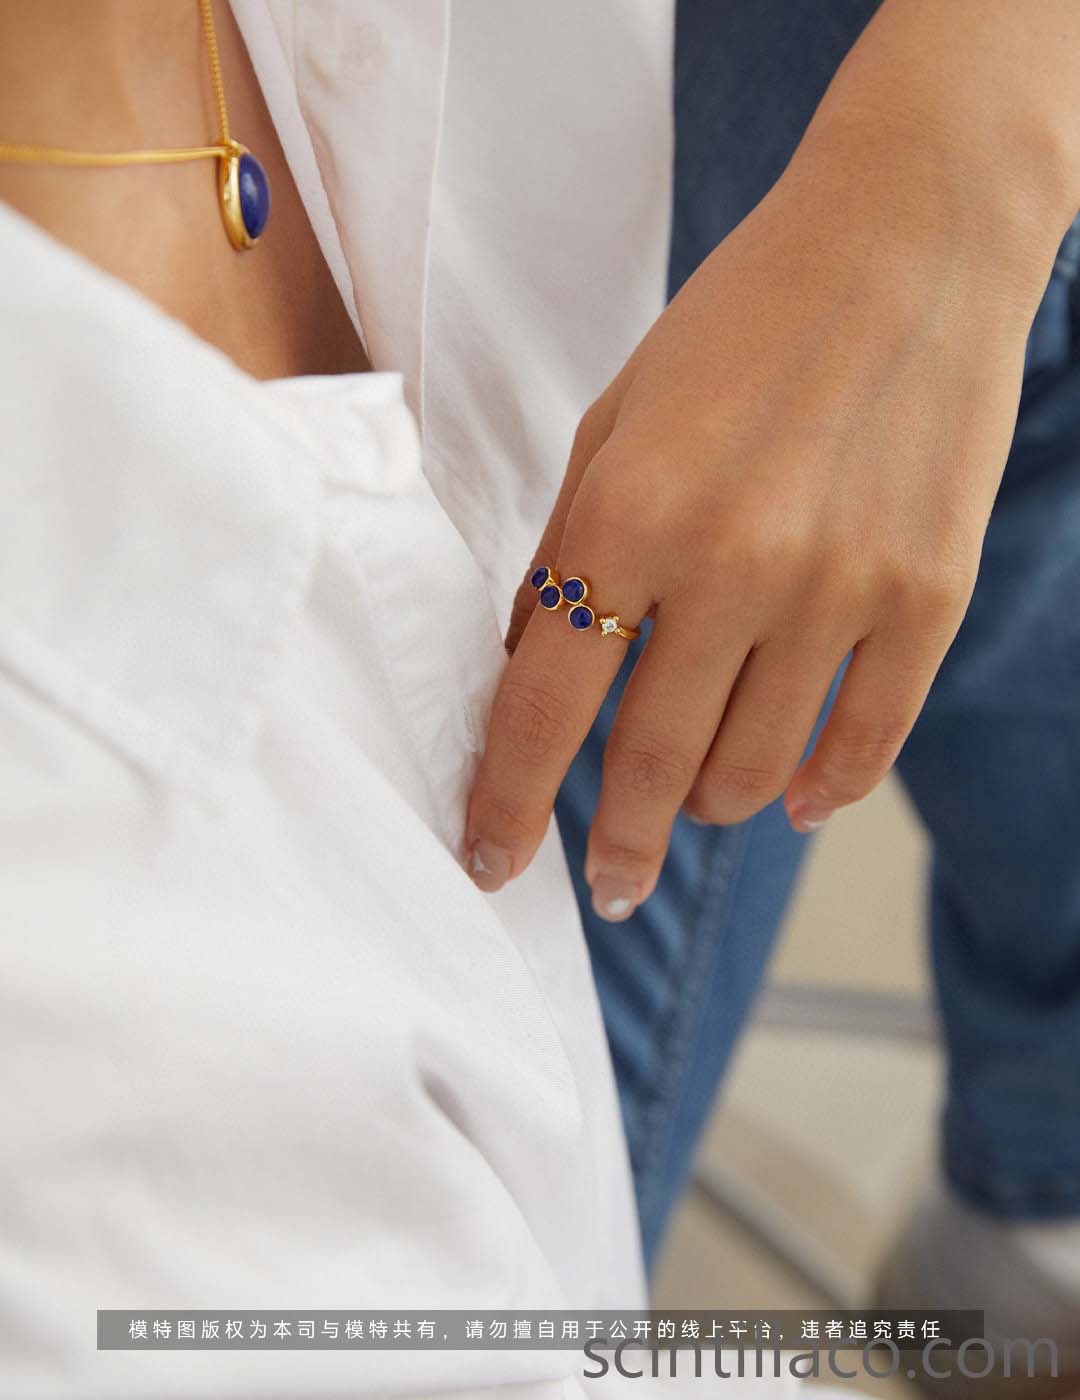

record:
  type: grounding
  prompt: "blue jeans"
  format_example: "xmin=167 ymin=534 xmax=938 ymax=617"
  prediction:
xmin=555 ymin=0 xmax=1080 ymax=1274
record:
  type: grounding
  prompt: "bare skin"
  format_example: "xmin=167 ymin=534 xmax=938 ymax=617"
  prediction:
xmin=465 ymin=0 xmax=1080 ymax=921
xmin=0 ymin=1 xmax=370 ymax=381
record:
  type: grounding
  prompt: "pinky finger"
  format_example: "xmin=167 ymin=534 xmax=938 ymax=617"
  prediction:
xmin=782 ymin=629 xmax=947 ymax=833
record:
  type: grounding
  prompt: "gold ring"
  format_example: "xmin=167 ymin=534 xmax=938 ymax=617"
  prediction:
xmin=527 ymin=565 xmax=641 ymax=640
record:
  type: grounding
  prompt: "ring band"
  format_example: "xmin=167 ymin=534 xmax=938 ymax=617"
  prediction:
xmin=527 ymin=565 xmax=641 ymax=640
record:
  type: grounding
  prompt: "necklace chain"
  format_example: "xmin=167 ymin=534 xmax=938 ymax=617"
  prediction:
xmin=199 ymin=0 xmax=231 ymax=147
xmin=0 ymin=1 xmax=233 ymax=169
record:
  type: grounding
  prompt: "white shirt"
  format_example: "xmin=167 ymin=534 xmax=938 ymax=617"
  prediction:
xmin=0 ymin=3 xmax=815 ymax=1396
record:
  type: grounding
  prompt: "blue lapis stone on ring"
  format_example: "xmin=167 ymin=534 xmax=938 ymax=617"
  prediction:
xmin=531 ymin=564 xmax=640 ymax=638
xmin=219 ymin=144 xmax=272 ymax=250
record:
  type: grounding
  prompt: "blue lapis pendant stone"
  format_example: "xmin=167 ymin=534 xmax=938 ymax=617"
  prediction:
xmin=568 ymin=605 xmax=595 ymax=630
xmin=218 ymin=143 xmax=271 ymax=250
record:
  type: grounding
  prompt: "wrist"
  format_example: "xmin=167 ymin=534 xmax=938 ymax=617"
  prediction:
xmin=779 ymin=0 xmax=1080 ymax=332
xmin=782 ymin=102 xmax=1075 ymax=335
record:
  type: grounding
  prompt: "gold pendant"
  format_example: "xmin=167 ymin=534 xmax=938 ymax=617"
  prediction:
xmin=217 ymin=139 xmax=271 ymax=250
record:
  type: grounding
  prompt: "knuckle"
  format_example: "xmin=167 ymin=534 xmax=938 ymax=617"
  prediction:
xmin=691 ymin=758 xmax=786 ymax=823
xmin=795 ymin=557 xmax=863 ymax=629
xmin=604 ymin=731 xmax=697 ymax=803
xmin=474 ymin=793 xmax=533 ymax=846
xmin=588 ymin=442 xmax=652 ymax=511
xmin=495 ymin=671 xmax=574 ymax=766
xmin=920 ymin=566 xmax=975 ymax=622
xmin=727 ymin=517 xmax=814 ymax=583
xmin=573 ymin=399 xmax=611 ymax=457
xmin=564 ymin=472 xmax=630 ymax=553
xmin=588 ymin=833 xmax=657 ymax=877
xmin=879 ymin=553 xmax=975 ymax=622
xmin=816 ymin=717 xmax=909 ymax=799
xmin=567 ymin=416 xmax=599 ymax=472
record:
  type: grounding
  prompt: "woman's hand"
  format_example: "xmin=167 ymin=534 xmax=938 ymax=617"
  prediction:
xmin=464 ymin=28 xmax=1078 ymax=920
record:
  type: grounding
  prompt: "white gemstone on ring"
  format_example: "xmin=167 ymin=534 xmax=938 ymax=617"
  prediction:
xmin=600 ymin=616 xmax=619 ymax=635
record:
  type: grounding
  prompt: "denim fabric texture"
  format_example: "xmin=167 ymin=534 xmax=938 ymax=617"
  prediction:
xmin=554 ymin=0 xmax=1080 ymax=1272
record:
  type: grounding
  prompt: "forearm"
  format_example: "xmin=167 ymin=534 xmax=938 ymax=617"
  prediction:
xmin=784 ymin=0 xmax=1080 ymax=320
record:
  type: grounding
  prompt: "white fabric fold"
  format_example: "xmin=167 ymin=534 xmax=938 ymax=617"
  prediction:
xmin=0 ymin=3 xmax=834 ymax=1396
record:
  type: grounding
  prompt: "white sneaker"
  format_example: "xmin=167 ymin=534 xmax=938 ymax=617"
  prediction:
xmin=872 ymin=1184 xmax=1080 ymax=1399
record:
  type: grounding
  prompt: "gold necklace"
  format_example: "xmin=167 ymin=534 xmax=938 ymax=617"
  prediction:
xmin=0 ymin=0 xmax=270 ymax=251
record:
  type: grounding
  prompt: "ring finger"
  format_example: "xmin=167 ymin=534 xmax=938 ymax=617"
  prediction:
xmin=684 ymin=629 xmax=850 ymax=826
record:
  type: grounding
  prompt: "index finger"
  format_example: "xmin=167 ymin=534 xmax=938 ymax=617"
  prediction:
xmin=464 ymin=557 xmax=649 ymax=892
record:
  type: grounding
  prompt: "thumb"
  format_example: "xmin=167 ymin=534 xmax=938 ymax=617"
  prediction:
xmin=504 ymin=395 xmax=620 ymax=655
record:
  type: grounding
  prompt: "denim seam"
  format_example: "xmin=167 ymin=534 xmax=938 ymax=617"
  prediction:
xmin=633 ymin=819 xmax=755 ymax=1231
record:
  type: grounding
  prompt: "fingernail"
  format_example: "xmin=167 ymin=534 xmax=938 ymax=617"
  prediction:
xmin=467 ymin=839 xmax=513 ymax=892
xmin=787 ymin=800 xmax=833 ymax=834
xmin=590 ymin=875 xmax=639 ymax=923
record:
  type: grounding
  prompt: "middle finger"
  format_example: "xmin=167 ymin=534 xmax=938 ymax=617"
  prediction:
xmin=585 ymin=595 xmax=752 ymax=921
